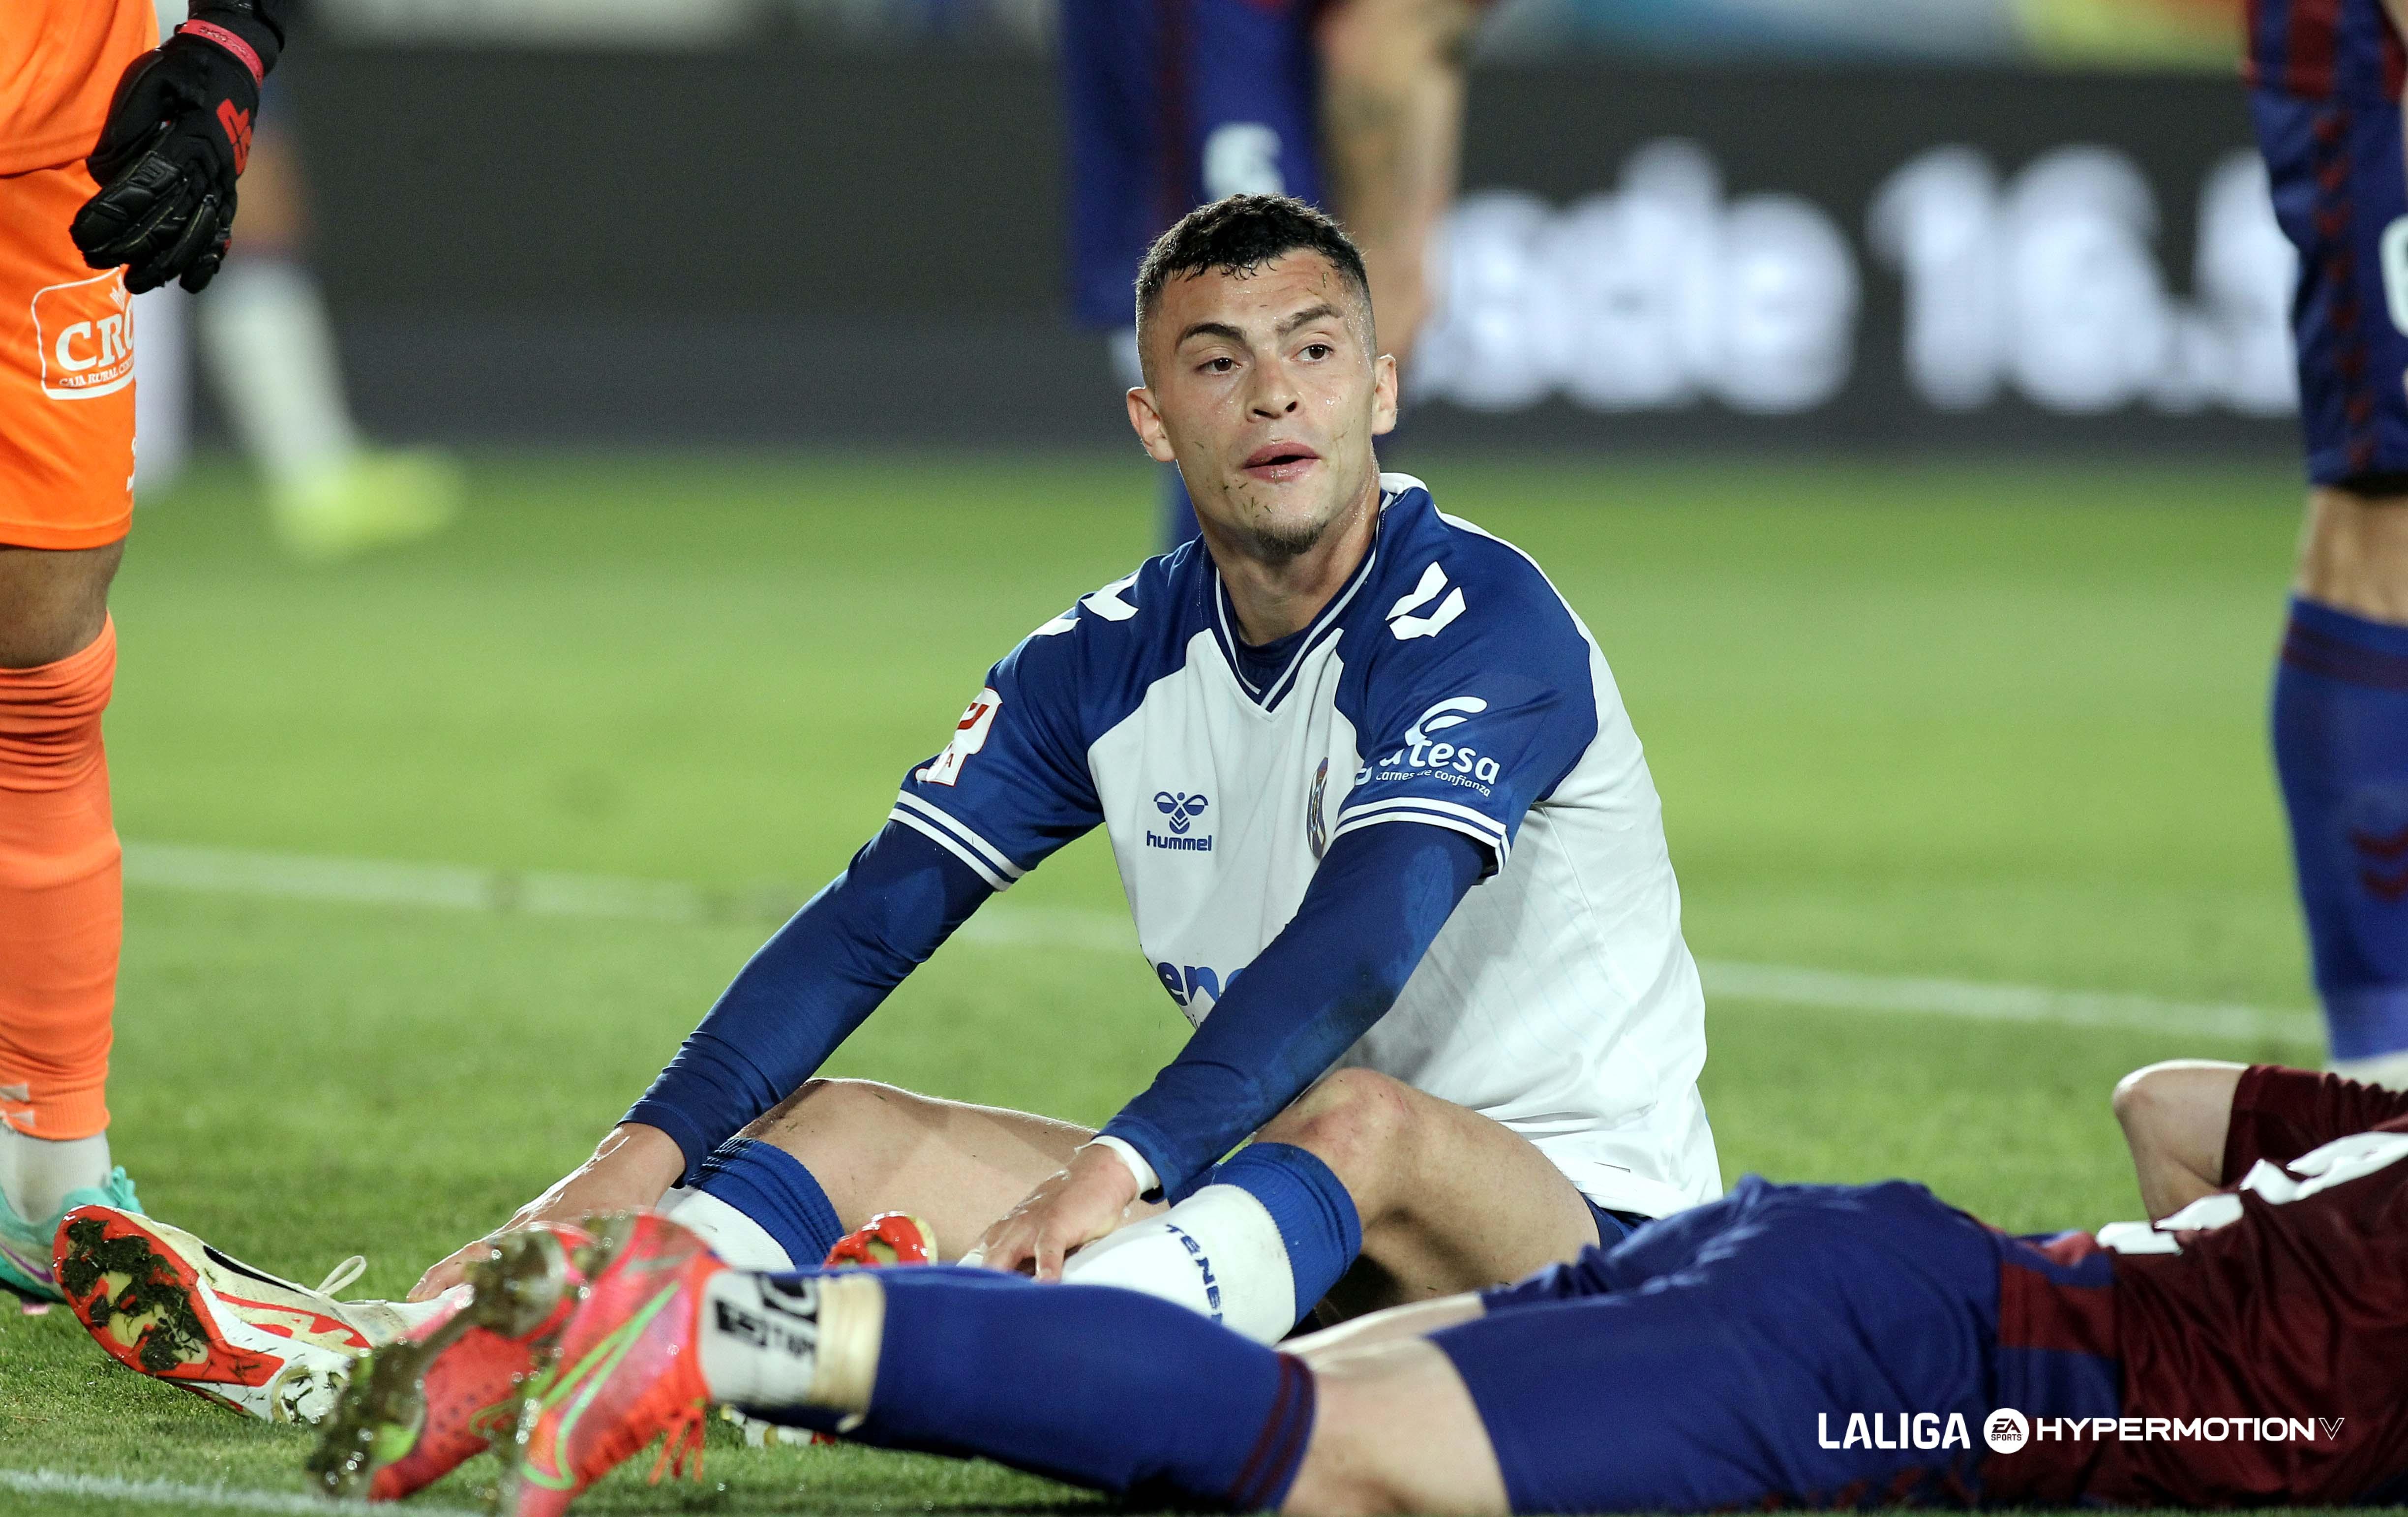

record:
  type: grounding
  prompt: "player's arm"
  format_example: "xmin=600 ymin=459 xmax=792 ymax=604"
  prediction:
xmin=978 ymin=819 xmax=1489 ymax=1275
xmin=2111 ymin=1060 xmax=2248 ymax=1218
xmin=73 ymin=0 xmax=297 ymax=293
xmin=1315 ymin=0 xmax=1481 ymax=371
xmin=2113 ymin=1059 xmax=2408 ymax=1218
xmin=414 ymin=628 xmax=1105 ymax=1299
xmin=410 ymin=822 xmax=996 ymax=1298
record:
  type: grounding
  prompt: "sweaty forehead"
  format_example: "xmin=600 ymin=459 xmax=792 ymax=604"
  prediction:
xmin=1154 ymin=251 xmax=1369 ymax=339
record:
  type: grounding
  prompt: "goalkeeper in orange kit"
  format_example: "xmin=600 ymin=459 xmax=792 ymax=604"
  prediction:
xmin=0 ymin=0 xmax=294 ymax=1303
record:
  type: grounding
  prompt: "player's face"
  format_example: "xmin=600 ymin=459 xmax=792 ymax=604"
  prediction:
xmin=1130 ymin=252 xmax=1398 ymax=563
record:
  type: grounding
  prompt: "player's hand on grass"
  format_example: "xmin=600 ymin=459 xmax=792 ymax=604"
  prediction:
xmin=976 ymin=1142 xmax=1143 ymax=1280
xmin=408 ymin=1123 xmax=686 ymax=1301
xmin=72 ymin=7 xmax=278 ymax=293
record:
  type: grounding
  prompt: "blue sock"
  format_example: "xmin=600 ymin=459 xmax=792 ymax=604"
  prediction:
xmin=692 ymin=1137 xmax=845 ymax=1266
xmin=793 ymin=1265 xmax=1316 ymax=1508
xmin=2275 ymin=596 xmax=2408 ymax=1060
xmin=1211 ymin=1142 xmax=1362 ymax=1324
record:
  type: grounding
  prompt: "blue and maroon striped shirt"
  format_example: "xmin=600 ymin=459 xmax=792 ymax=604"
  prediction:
xmin=2248 ymin=0 xmax=2407 ymax=99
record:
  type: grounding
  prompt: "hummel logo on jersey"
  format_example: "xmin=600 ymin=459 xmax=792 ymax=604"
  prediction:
xmin=1387 ymin=562 xmax=1466 ymax=640
xmin=1147 ymin=791 xmax=1212 ymax=853
xmin=1154 ymin=792 xmax=1209 ymax=833
xmin=915 ymin=688 xmax=1000 ymax=787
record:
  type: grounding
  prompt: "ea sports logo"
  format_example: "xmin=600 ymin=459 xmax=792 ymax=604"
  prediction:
xmin=1983 ymin=1408 xmax=2030 ymax=1455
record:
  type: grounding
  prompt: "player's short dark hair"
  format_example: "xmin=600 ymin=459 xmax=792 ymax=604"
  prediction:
xmin=1134 ymin=194 xmax=1374 ymax=341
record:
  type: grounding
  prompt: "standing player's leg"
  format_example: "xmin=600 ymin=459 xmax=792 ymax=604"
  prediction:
xmin=1059 ymin=0 xmax=1324 ymax=553
xmin=2255 ymin=87 xmax=2408 ymax=1085
xmin=194 ymin=121 xmax=461 ymax=560
xmin=0 ymin=160 xmax=146 ymax=1304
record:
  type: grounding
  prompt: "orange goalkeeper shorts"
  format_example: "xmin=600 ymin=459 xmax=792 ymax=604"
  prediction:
xmin=0 ymin=161 xmax=136 ymax=551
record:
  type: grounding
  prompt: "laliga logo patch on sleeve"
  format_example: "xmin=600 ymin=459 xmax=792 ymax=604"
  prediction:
xmin=915 ymin=688 xmax=1001 ymax=787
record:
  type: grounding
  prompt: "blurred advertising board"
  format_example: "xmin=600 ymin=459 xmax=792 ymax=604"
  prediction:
xmin=1407 ymin=64 xmax=2294 ymax=452
xmin=291 ymin=48 xmax=2296 ymax=457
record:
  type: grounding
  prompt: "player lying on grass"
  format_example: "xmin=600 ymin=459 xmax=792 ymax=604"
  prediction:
xmin=399 ymin=192 xmax=1721 ymax=1342
xmin=265 ymin=1057 xmax=2408 ymax=1513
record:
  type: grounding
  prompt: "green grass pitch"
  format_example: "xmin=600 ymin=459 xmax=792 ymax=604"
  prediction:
xmin=0 ymin=451 xmax=2349 ymax=1514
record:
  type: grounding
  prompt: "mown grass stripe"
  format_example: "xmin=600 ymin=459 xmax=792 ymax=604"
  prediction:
xmin=122 ymin=840 xmax=2319 ymax=1046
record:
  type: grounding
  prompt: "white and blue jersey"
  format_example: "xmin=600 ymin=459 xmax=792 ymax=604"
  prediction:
xmin=890 ymin=476 xmax=1719 ymax=1219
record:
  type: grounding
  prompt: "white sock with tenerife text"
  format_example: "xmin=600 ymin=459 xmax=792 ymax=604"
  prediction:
xmin=698 ymin=1270 xmax=882 ymax=1412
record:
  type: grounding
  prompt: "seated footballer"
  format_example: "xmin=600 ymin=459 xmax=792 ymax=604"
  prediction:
xmin=405 ymin=191 xmax=1724 ymax=1336
xmin=43 ymin=194 xmax=1724 ymax=1430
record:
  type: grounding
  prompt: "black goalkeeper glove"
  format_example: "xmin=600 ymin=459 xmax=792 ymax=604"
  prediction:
xmin=71 ymin=3 xmax=288 ymax=294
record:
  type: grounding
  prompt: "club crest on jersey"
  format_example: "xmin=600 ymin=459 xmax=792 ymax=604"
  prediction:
xmin=915 ymin=688 xmax=1000 ymax=787
xmin=1148 ymin=791 xmax=1212 ymax=852
xmin=1357 ymin=697 xmax=1503 ymax=796
xmin=1307 ymin=759 xmax=1329 ymax=860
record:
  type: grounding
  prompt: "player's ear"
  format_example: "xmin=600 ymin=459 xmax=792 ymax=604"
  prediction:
xmin=1127 ymin=386 xmax=1179 ymax=464
xmin=1369 ymin=352 xmax=1399 ymax=438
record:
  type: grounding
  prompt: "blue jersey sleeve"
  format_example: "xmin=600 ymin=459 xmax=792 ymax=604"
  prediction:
xmin=888 ymin=616 xmax=1108 ymax=888
xmin=623 ymin=821 xmax=993 ymax=1180
xmin=1099 ymin=821 xmax=1489 ymax=1201
xmin=1334 ymin=553 xmax=1599 ymax=872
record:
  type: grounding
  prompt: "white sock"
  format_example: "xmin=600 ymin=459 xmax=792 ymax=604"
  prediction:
xmin=197 ymin=257 xmax=360 ymax=487
xmin=0 ymin=1127 xmax=112 ymax=1224
xmin=698 ymin=1270 xmax=882 ymax=1413
xmin=1058 ymin=1185 xmax=1296 ymax=1344
xmin=657 ymin=1186 xmax=796 ymax=1269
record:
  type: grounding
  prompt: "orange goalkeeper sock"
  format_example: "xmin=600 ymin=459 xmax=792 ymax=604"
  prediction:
xmin=0 ymin=618 xmax=120 ymax=1142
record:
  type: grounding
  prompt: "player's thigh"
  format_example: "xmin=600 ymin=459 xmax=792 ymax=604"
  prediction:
xmin=1420 ymin=1185 xmax=2003 ymax=1514
xmin=741 ymin=1078 xmax=1109 ymax=1254
xmin=1275 ymin=1070 xmax=1599 ymax=1312
xmin=0 ymin=163 xmax=136 ymax=601
xmin=0 ymin=543 xmax=122 ymax=667
xmin=1286 ymin=1339 xmax=1508 ymax=1517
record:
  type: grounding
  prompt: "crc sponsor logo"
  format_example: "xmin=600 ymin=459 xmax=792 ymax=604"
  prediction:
xmin=1416 ymin=138 xmax=2291 ymax=421
xmin=915 ymin=688 xmax=999 ymax=787
xmin=32 ymin=272 xmax=134 ymax=400
xmin=1356 ymin=697 xmax=1502 ymax=796
xmin=1147 ymin=791 xmax=1212 ymax=853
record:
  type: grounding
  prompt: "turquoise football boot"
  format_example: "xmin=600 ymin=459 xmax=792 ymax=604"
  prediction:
xmin=0 ymin=1166 xmax=140 ymax=1309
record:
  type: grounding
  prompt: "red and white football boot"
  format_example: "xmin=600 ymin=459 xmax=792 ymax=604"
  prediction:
xmin=497 ymin=1211 xmax=727 ymax=1517
xmin=53 ymin=1205 xmax=422 ymax=1425
xmin=306 ymin=1221 xmax=596 ymax=1501
xmin=823 ymin=1211 xmax=936 ymax=1269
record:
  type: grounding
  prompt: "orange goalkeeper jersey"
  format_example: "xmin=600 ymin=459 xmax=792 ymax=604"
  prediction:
xmin=2 ymin=0 xmax=157 ymax=177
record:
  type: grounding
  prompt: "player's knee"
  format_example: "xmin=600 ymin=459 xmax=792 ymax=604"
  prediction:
xmin=1268 ymin=1069 xmax=1417 ymax=1176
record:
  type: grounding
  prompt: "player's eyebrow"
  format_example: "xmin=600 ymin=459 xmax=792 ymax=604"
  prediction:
xmin=1174 ymin=320 xmax=1250 ymax=348
xmin=1275 ymin=303 xmax=1343 ymax=337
